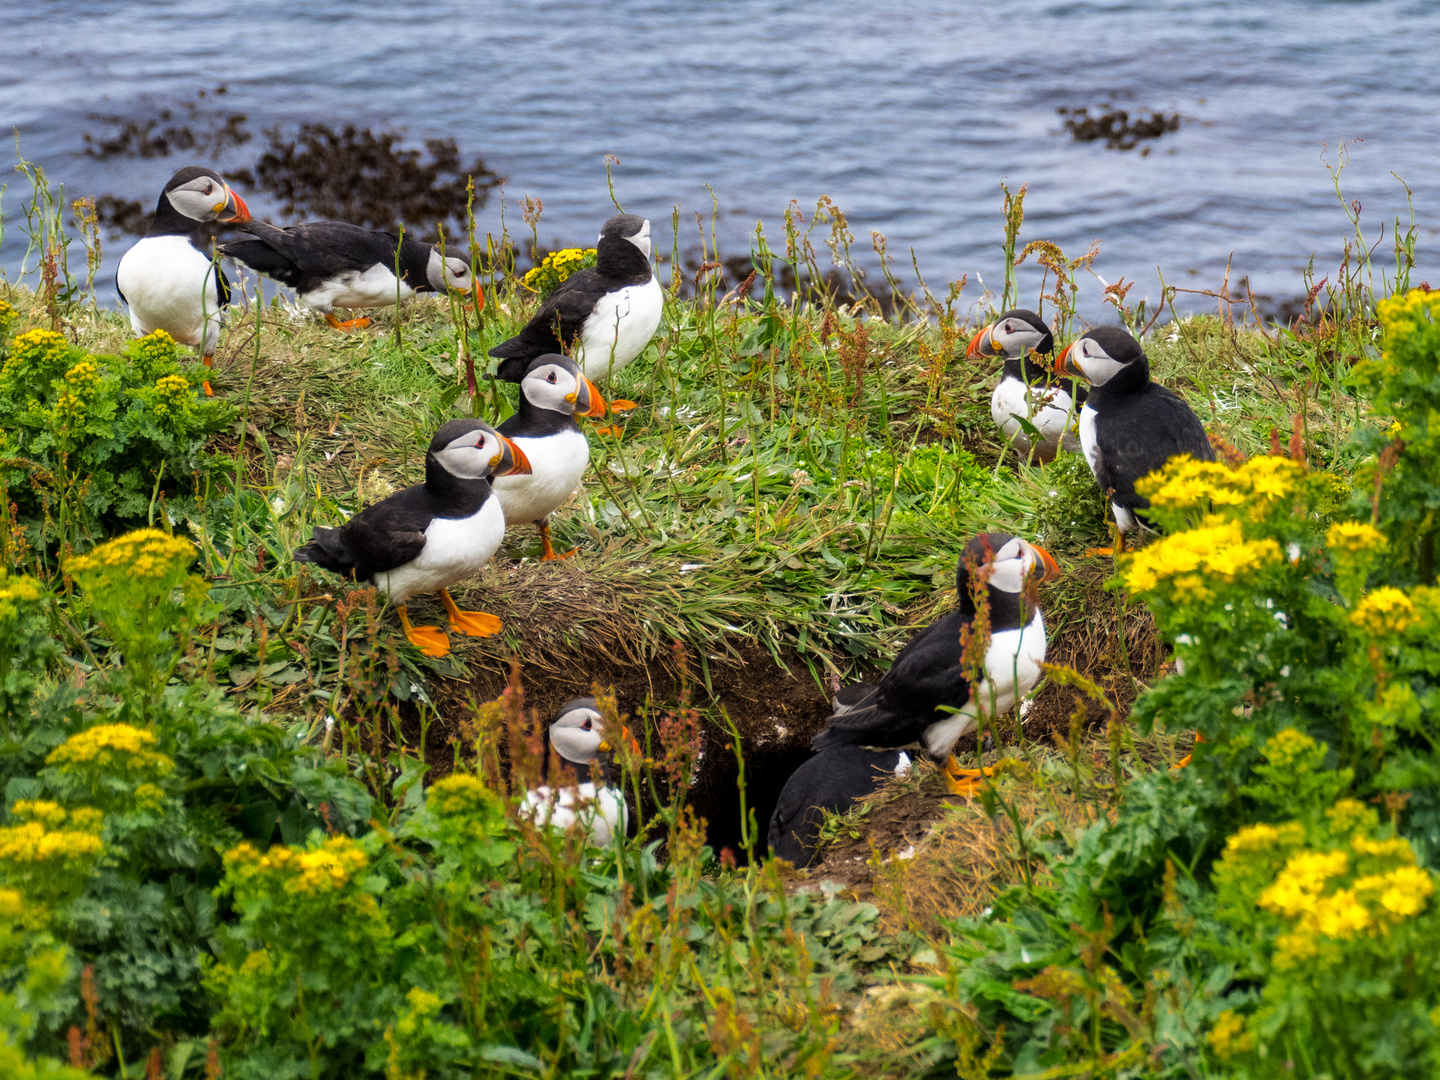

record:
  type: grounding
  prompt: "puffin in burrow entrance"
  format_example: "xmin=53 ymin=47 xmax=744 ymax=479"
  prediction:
xmin=293 ymin=418 xmax=530 ymax=657
xmin=492 ymin=354 xmax=607 ymax=560
xmin=967 ymin=308 xmax=1086 ymax=462
xmin=767 ymin=746 xmax=912 ymax=868
xmin=1055 ymin=325 xmax=1215 ymax=552
xmin=221 ymin=220 xmax=481 ymax=331
xmin=490 ymin=213 xmax=662 ymax=411
xmin=115 ymin=165 xmax=251 ymax=396
xmin=810 ymin=532 xmax=1060 ymax=792
xmin=519 ymin=698 xmax=636 ymax=846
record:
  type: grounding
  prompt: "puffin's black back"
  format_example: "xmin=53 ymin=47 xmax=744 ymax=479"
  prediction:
xmin=490 ymin=215 xmax=654 ymax=381
xmin=293 ymin=419 xmax=495 ymax=581
xmin=1082 ymin=329 xmax=1214 ymax=523
xmin=811 ymin=533 xmax=1028 ymax=752
xmin=222 ymin=221 xmax=434 ymax=295
xmin=767 ymin=746 xmax=908 ymax=867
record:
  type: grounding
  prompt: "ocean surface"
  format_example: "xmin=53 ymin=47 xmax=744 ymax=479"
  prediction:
xmin=2 ymin=0 xmax=1438 ymax=316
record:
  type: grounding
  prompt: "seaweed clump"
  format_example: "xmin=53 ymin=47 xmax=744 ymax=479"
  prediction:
xmin=1058 ymin=105 xmax=1181 ymax=151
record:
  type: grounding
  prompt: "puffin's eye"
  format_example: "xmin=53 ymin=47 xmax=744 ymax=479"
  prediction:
xmin=546 ymin=373 xmax=557 ymax=384
xmin=581 ymin=718 xmax=593 ymax=731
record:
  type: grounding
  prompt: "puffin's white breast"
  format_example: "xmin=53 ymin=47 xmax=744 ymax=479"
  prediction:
xmin=921 ymin=609 xmax=1047 ymax=758
xmin=116 ymin=235 xmax=223 ymax=350
xmin=373 ymin=494 xmax=505 ymax=605
xmin=519 ymin=782 xmax=627 ymax=846
xmin=991 ymin=377 xmax=1080 ymax=459
xmin=1078 ymin=405 xmax=1102 ymax=480
xmin=576 ymin=276 xmax=664 ymax=382
xmin=302 ymin=263 xmax=415 ymax=312
xmin=491 ymin=429 xmax=590 ymax=525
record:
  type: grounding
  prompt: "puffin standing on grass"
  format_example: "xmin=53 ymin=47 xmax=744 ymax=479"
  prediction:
xmin=293 ymin=418 xmax=530 ymax=658
xmin=492 ymin=354 xmax=607 ymax=559
xmin=768 ymin=747 xmax=912 ymax=868
xmin=519 ymin=698 xmax=635 ymax=846
xmin=490 ymin=214 xmax=662 ymax=408
xmin=221 ymin=220 xmax=481 ymax=330
xmin=115 ymin=166 xmax=251 ymax=396
xmin=1055 ymin=325 xmax=1214 ymax=551
xmin=811 ymin=532 xmax=1060 ymax=792
xmin=967 ymin=308 xmax=1085 ymax=462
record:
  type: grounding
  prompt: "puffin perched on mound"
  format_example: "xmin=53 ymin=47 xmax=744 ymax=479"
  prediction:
xmin=492 ymin=354 xmax=606 ymax=559
xmin=967 ymin=308 xmax=1085 ymax=462
xmin=519 ymin=698 xmax=632 ymax=846
xmin=768 ymin=747 xmax=911 ymax=868
xmin=490 ymin=214 xmax=662 ymax=400
xmin=812 ymin=533 xmax=1059 ymax=790
xmin=293 ymin=418 xmax=530 ymax=657
xmin=1055 ymin=325 xmax=1215 ymax=549
xmin=115 ymin=166 xmax=251 ymax=396
xmin=221 ymin=221 xmax=480 ymax=330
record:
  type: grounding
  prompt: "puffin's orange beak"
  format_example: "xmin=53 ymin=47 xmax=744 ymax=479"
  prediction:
xmin=473 ymin=283 xmax=485 ymax=314
xmin=496 ymin=434 xmax=532 ymax=476
xmin=966 ymin=323 xmax=995 ymax=358
xmin=1031 ymin=542 xmax=1061 ymax=583
xmin=221 ymin=187 xmax=250 ymax=224
xmin=582 ymin=377 xmax=607 ymax=418
xmin=621 ymin=724 xmax=641 ymax=756
xmin=1055 ymin=342 xmax=1084 ymax=379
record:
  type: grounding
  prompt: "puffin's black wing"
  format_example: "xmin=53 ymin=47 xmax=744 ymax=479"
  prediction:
xmin=811 ymin=613 xmax=970 ymax=750
xmin=490 ymin=268 xmax=610 ymax=382
xmin=768 ymin=747 xmax=906 ymax=867
xmin=221 ymin=237 xmax=307 ymax=290
xmin=224 ymin=221 xmax=403 ymax=282
xmin=293 ymin=484 xmax=433 ymax=581
xmin=215 ymin=263 xmax=232 ymax=308
xmin=1093 ymin=385 xmax=1214 ymax=514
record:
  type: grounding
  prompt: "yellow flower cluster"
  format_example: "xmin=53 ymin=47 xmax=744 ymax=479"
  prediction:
xmin=0 ymin=887 xmax=23 ymax=919
xmin=0 ymin=298 xmax=16 ymax=337
xmin=1123 ymin=516 xmax=1282 ymax=600
xmin=47 ymin=723 xmax=175 ymax=779
xmin=1223 ymin=820 xmax=1305 ymax=858
xmin=148 ymin=373 xmax=193 ymax=422
xmin=225 ymin=836 xmax=369 ymax=896
xmin=1 ymin=327 xmax=69 ymax=381
xmin=1137 ymin=454 xmax=1304 ymax=518
xmin=1326 ymin=520 xmax=1386 ymax=557
xmin=1260 ymin=850 xmax=1349 ymax=917
xmin=66 ymin=528 xmax=198 ymax=583
xmin=1349 ymin=586 xmax=1419 ymax=638
xmin=1207 ymin=1009 xmax=1255 ymax=1059
xmin=1375 ymin=288 xmax=1439 ymax=375
xmin=52 ymin=358 xmax=101 ymax=429
xmin=0 ymin=804 xmax=104 ymax=865
xmin=427 ymin=772 xmax=495 ymax=817
xmin=0 ymin=574 xmax=43 ymax=620
xmin=522 ymin=247 xmax=597 ymax=293
xmin=127 ymin=329 xmax=179 ymax=379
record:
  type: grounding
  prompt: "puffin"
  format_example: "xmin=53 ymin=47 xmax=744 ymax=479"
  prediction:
xmin=490 ymin=213 xmax=662 ymax=403
xmin=293 ymin=418 xmax=530 ymax=658
xmin=1055 ymin=325 xmax=1215 ymax=550
xmin=492 ymin=354 xmax=607 ymax=559
xmin=767 ymin=746 xmax=911 ymax=868
xmin=221 ymin=220 xmax=481 ymax=330
xmin=115 ymin=165 xmax=251 ymax=396
xmin=811 ymin=532 xmax=1060 ymax=791
xmin=519 ymin=698 xmax=632 ymax=846
xmin=967 ymin=308 xmax=1086 ymax=462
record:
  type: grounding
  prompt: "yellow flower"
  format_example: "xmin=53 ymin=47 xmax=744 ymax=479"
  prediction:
xmin=521 ymin=247 xmax=598 ymax=293
xmin=1207 ymin=1009 xmax=1254 ymax=1058
xmin=0 ymin=887 xmax=23 ymax=919
xmin=1325 ymin=798 xmax=1377 ymax=838
xmin=1311 ymin=889 xmax=1370 ymax=938
xmin=1 ymin=327 xmax=69 ymax=381
xmin=428 ymin=772 xmax=497 ymax=817
xmin=47 ymin=723 xmax=173 ymax=775
xmin=66 ymin=529 xmax=197 ymax=583
xmin=0 ymin=821 xmax=103 ymax=863
xmin=1350 ymin=834 xmax=1415 ymax=864
xmin=10 ymin=801 xmax=68 ymax=826
xmin=1326 ymin=521 xmax=1386 ymax=557
xmin=1350 ymin=586 xmax=1419 ymax=637
xmin=1377 ymin=866 xmax=1434 ymax=918
xmin=134 ymin=783 xmax=166 ymax=811
xmin=1223 ymin=821 xmax=1305 ymax=856
xmin=1124 ymin=516 xmax=1281 ymax=600
xmin=1260 ymin=850 xmax=1349 ymax=917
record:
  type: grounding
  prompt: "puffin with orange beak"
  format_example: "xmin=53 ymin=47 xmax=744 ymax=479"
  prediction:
xmin=811 ymin=533 xmax=1061 ymax=794
xmin=1053 ymin=325 xmax=1214 ymax=551
xmin=116 ymin=165 xmax=251 ymax=395
xmin=967 ymin=308 xmax=1085 ymax=462
xmin=491 ymin=354 xmax=607 ymax=560
xmin=221 ymin=220 xmax=483 ymax=332
xmin=519 ymin=698 xmax=635 ymax=846
xmin=294 ymin=418 xmax=531 ymax=658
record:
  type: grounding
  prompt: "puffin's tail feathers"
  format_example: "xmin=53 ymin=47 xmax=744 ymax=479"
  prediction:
xmin=488 ymin=337 xmax=536 ymax=383
xmin=294 ymin=526 xmax=356 ymax=577
xmin=221 ymin=238 xmax=305 ymax=288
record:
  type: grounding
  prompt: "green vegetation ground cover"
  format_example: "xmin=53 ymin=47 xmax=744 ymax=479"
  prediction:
xmin=2 ymin=171 xmax=1438 ymax=1078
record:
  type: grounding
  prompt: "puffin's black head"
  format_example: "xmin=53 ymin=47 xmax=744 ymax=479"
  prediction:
xmin=966 ymin=309 xmax=1054 ymax=360
xmin=599 ymin=214 xmax=651 ymax=259
xmin=520 ymin=354 xmax=607 ymax=418
xmin=1055 ymin=325 xmax=1148 ymax=389
xmin=549 ymin=697 xmax=639 ymax=769
xmin=955 ymin=532 xmax=1060 ymax=614
xmin=424 ymin=246 xmax=482 ymax=305
xmin=426 ymin=418 xmax=532 ymax=480
xmin=154 ymin=166 xmax=250 ymax=230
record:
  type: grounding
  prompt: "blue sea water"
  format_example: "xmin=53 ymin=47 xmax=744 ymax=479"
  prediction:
xmin=1 ymin=0 xmax=1437 ymax=314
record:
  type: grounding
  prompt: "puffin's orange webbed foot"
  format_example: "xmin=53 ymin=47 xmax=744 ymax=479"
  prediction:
xmin=607 ymin=399 xmax=638 ymax=414
xmin=537 ymin=523 xmax=578 ymax=561
xmin=440 ymin=588 xmax=503 ymax=638
xmin=943 ymin=755 xmax=997 ymax=796
xmin=398 ymin=604 xmax=450 ymax=657
xmin=325 ymin=313 xmax=372 ymax=331
xmin=201 ymin=354 xmax=215 ymax=397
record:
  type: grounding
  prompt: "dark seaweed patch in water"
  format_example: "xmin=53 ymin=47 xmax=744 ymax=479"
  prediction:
xmin=84 ymin=86 xmax=252 ymax=161
xmin=94 ymin=195 xmax=151 ymax=236
xmin=1058 ymin=105 xmax=1180 ymax=151
xmin=227 ymin=124 xmax=504 ymax=242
